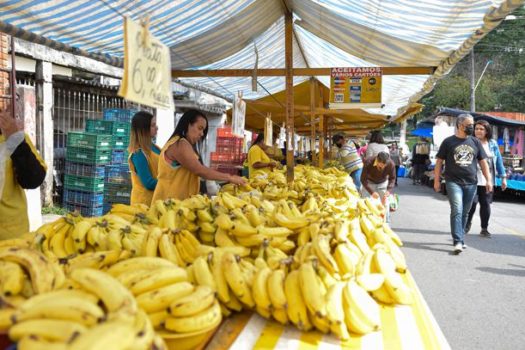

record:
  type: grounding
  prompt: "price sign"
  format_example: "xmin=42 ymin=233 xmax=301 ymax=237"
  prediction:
xmin=118 ymin=17 xmax=173 ymax=110
xmin=329 ymin=67 xmax=382 ymax=109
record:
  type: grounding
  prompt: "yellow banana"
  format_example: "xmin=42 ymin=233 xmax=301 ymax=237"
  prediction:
xmin=158 ymin=233 xmax=185 ymax=267
xmin=136 ymin=282 xmax=194 ymax=313
xmin=0 ymin=308 xmax=16 ymax=331
xmin=268 ymin=269 xmax=287 ymax=309
xmin=333 ymin=243 xmax=356 ymax=278
xmin=0 ymin=248 xmax=55 ymax=294
xmin=9 ymin=319 xmax=87 ymax=342
xmin=130 ymin=266 xmax=188 ymax=295
xmin=0 ymin=260 xmax=25 ymax=296
xmin=148 ymin=310 xmax=169 ymax=329
xmin=244 ymin=205 xmax=264 ymax=227
xmin=165 ymin=300 xmax=222 ymax=333
xmin=284 ymin=270 xmax=312 ymax=331
xmin=68 ymin=321 xmax=135 ymax=350
xmin=144 ymin=227 xmax=162 ymax=257
xmin=64 ymin=250 xmax=121 ymax=273
xmin=222 ymin=251 xmax=255 ymax=308
xmin=312 ymin=234 xmax=339 ymax=275
xmin=169 ymin=285 xmax=216 ymax=317
xmin=252 ymin=266 xmax=272 ymax=312
xmin=298 ymin=262 xmax=326 ymax=318
xmin=343 ymin=279 xmax=381 ymax=335
xmin=210 ymin=250 xmax=230 ymax=303
xmin=107 ymin=256 xmax=175 ymax=276
xmin=193 ymin=255 xmax=216 ymax=291
xmin=272 ymin=307 xmax=289 ymax=325
xmin=71 ymin=220 xmax=92 ymax=253
xmin=214 ymin=228 xmax=235 ymax=247
xmin=325 ymin=282 xmax=349 ymax=340
xmin=356 ymin=273 xmax=385 ymax=292
xmin=199 ymin=221 xmax=217 ymax=234
xmin=16 ymin=335 xmax=68 ymax=350
xmin=197 ymin=209 xmax=214 ymax=223
xmin=273 ymin=212 xmax=309 ymax=230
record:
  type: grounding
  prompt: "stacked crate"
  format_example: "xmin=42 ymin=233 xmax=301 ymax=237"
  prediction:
xmin=210 ymin=127 xmax=245 ymax=175
xmin=63 ymin=132 xmax=112 ymax=217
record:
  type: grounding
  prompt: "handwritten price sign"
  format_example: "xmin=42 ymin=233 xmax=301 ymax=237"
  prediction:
xmin=118 ymin=17 xmax=173 ymax=110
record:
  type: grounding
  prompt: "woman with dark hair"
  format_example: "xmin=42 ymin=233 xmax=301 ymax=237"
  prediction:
xmin=247 ymin=133 xmax=276 ymax=178
xmin=365 ymin=131 xmax=389 ymax=160
xmin=152 ymin=110 xmax=246 ymax=201
xmin=465 ymin=120 xmax=507 ymax=237
xmin=128 ymin=111 xmax=160 ymax=206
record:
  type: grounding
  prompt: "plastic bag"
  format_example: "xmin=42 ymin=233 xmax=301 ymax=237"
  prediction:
xmin=389 ymin=194 xmax=399 ymax=212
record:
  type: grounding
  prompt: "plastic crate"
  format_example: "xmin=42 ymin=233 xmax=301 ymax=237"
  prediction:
xmin=215 ymin=164 xmax=240 ymax=176
xmin=105 ymin=164 xmax=130 ymax=184
xmin=66 ymin=147 xmax=112 ymax=165
xmin=64 ymin=174 xmax=105 ymax=192
xmin=85 ymin=119 xmax=131 ymax=136
xmin=210 ymin=152 xmax=235 ymax=162
xmin=215 ymin=145 xmax=236 ymax=154
xmin=103 ymin=108 xmax=137 ymax=122
xmin=112 ymin=135 xmax=129 ymax=150
xmin=63 ymin=189 xmax=104 ymax=207
xmin=67 ymin=132 xmax=112 ymax=150
xmin=111 ymin=150 xmax=129 ymax=164
xmin=65 ymin=161 xmax=105 ymax=178
xmin=104 ymin=183 xmax=131 ymax=202
xmin=65 ymin=203 xmax=104 ymax=217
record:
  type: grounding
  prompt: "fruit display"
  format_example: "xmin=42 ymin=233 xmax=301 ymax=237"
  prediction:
xmin=0 ymin=164 xmax=415 ymax=346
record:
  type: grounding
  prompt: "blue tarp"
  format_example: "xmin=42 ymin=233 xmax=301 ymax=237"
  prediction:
xmin=496 ymin=178 xmax=525 ymax=191
xmin=411 ymin=128 xmax=433 ymax=138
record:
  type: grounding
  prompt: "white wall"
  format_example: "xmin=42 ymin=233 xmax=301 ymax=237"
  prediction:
xmin=155 ymin=108 xmax=175 ymax=149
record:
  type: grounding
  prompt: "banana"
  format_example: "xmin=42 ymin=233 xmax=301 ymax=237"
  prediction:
xmin=316 ymin=263 xmax=339 ymax=289
xmin=383 ymin=223 xmax=403 ymax=246
xmin=284 ymin=270 xmax=312 ymax=331
xmin=252 ymin=266 xmax=272 ymax=312
xmin=298 ymin=262 xmax=326 ymax=318
xmin=63 ymin=233 xmax=77 ymax=256
xmin=16 ymin=336 xmax=68 ymax=350
xmin=257 ymin=226 xmax=293 ymax=237
xmin=343 ymin=279 xmax=381 ymax=335
xmin=333 ymin=243 xmax=357 ymax=278
xmin=312 ymin=234 xmax=339 ymax=275
xmin=68 ymin=321 xmax=135 ymax=350
xmin=14 ymin=296 xmax=105 ymax=326
xmin=197 ymin=209 xmax=214 ymax=223
xmin=234 ymin=234 xmax=266 ymax=247
xmin=158 ymin=233 xmax=185 ymax=267
xmin=130 ymin=266 xmax=188 ymax=295
xmin=165 ymin=300 xmax=222 ymax=333
xmin=272 ymin=307 xmax=289 ymax=325
xmin=356 ymin=248 xmax=375 ymax=276
xmin=18 ymin=290 xmax=98 ymax=312
xmin=106 ymin=229 xmax=123 ymax=251
xmin=64 ymin=250 xmax=121 ymax=273
xmin=0 ymin=260 xmax=25 ymax=295
xmin=0 ymin=308 xmax=16 ymax=331
xmin=222 ymin=251 xmax=255 ymax=308
xmin=107 ymin=256 xmax=175 ymax=276
xmin=273 ymin=212 xmax=309 ymax=230
xmin=209 ymin=251 xmax=230 ymax=303
xmin=174 ymin=233 xmax=195 ymax=264
xmin=185 ymin=264 xmax=196 ymax=284
xmin=230 ymin=220 xmax=258 ymax=237
xmin=356 ymin=273 xmax=385 ymax=292
xmin=230 ymin=208 xmax=251 ymax=226
xmin=129 ymin=309 xmax=155 ymax=350
xmin=70 ymin=268 xmax=137 ymax=315
xmin=268 ymin=269 xmax=287 ymax=309
xmin=71 ymin=220 xmax=92 ymax=253
xmin=371 ymin=285 xmax=396 ymax=305
xmin=297 ymin=227 xmax=310 ymax=247
xmin=0 ymin=248 xmax=56 ymax=294
xmin=9 ymin=319 xmax=88 ymax=342
xmin=177 ymin=206 xmax=197 ymax=222
xmin=244 ymin=205 xmax=264 ymax=227
xmin=86 ymin=225 xmax=106 ymax=250
xmin=310 ymin=310 xmax=330 ymax=333
xmin=325 ymin=282 xmax=349 ymax=340
xmin=144 ymin=227 xmax=162 ymax=257
xmin=214 ymin=228 xmax=235 ymax=247
xmin=148 ymin=310 xmax=169 ymax=329
xmin=169 ymin=285 xmax=216 ymax=317
xmin=49 ymin=226 xmax=68 ymax=258
xmin=223 ymin=290 xmax=243 ymax=312
xmin=384 ymin=238 xmax=407 ymax=273
xmin=221 ymin=192 xmax=249 ymax=210
xmin=199 ymin=221 xmax=217 ymax=234
xmin=193 ymin=255 xmax=216 ymax=291
xmin=374 ymin=249 xmax=411 ymax=304
xmin=309 ymin=223 xmax=320 ymax=241
xmin=136 ymin=282 xmax=194 ymax=313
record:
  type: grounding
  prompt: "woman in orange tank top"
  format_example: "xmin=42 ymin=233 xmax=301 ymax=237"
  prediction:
xmin=152 ymin=110 xmax=246 ymax=202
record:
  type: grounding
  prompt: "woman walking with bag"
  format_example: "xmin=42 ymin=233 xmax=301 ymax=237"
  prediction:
xmin=465 ymin=120 xmax=507 ymax=237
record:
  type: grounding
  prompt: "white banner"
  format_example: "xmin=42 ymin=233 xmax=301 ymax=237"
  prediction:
xmin=264 ymin=117 xmax=273 ymax=146
xmin=232 ymin=94 xmax=246 ymax=137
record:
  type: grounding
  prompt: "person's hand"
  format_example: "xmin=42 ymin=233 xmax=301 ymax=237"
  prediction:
xmin=486 ymin=182 xmax=493 ymax=193
xmin=434 ymin=180 xmax=441 ymax=192
xmin=229 ymin=175 xmax=247 ymax=186
xmin=371 ymin=192 xmax=380 ymax=199
xmin=0 ymin=108 xmax=21 ymax=138
xmin=501 ymin=178 xmax=507 ymax=191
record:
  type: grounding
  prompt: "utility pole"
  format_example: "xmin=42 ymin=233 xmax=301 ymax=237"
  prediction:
xmin=470 ymin=50 xmax=476 ymax=113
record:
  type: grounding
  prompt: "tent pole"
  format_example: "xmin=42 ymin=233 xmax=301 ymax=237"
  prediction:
xmin=285 ymin=10 xmax=294 ymax=182
xmin=309 ymin=78 xmax=317 ymax=165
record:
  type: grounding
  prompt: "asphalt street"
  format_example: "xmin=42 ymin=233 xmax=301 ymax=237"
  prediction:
xmin=390 ymin=177 xmax=525 ymax=350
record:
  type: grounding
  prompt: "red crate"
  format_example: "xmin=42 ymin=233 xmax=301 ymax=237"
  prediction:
xmin=216 ymin=145 xmax=235 ymax=154
xmin=210 ymin=152 xmax=234 ymax=162
xmin=216 ymin=164 xmax=241 ymax=176
xmin=217 ymin=127 xmax=233 ymax=137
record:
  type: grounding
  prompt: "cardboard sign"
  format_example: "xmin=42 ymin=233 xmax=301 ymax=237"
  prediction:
xmin=264 ymin=116 xmax=273 ymax=146
xmin=118 ymin=17 xmax=173 ymax=110
xmin=232 ymin=94 xmax=246 ymax=137
xmin=329 ymin=67 xmax=382 ymax=109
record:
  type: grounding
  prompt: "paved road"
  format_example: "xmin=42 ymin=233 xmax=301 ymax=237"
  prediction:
xmin=390 ymin=178 xmax=525 ymax=350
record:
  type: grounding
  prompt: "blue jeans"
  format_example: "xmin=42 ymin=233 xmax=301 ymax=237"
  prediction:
xmin=445 ymin=181 xmax=477 ymax=245
xmin=350 ymin=168 xmax=363 ymax=190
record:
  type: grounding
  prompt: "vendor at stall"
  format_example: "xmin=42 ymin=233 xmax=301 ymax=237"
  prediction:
xmin=152 ymin=110 xmax=246 ymax=201
xmin=128 ymin=111 xmax=161 ymax=206
xmin=0 ymin=107 xmax=46 ymax=240
xmin=247 ymin=133 xmax=277 ymax=179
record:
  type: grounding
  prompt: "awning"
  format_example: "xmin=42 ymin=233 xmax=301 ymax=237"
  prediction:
xmin=1 ymin=0 xmax=523 ymax=120
xmin=435 ymin=108 xmax=525 ymax=127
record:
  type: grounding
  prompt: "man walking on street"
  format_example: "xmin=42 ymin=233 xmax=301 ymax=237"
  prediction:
xmin=333 ymin=134 xmax=364 ymax=190
xmin=361 ymin=151 xmax=396 ymax=222
xmin=434 ymin=114 xmax=493 ymax=254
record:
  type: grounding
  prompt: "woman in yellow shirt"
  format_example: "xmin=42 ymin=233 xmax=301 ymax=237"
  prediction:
xmin=152 ymin=110 xmax=246 ymax=201
xmin=247 ymin=133 xmax=276 ymax=179
xmin=128 ymin=111 xmax=161 ymax=206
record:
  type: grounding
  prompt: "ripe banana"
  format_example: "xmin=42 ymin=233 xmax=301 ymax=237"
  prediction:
xmin=129 ymin=266 xmax=188 ymax=295
xmin=312 ymin=234 xmax=339 ymax=275
xmin=144 ymin=227 xmax=162 ymax=257
xmin=209 ymin=250 xmax=230 ymax=303
xmin=136 ymin=282 xmax=194 ymax=313
xmin=268 ymin=269 xmax=287 ymax=309
xmin=193 ymin=255 xmax=216 ymax=291
xmin=252 ymin=267 xmax=272 ymax=312
xmin=222 ymin=251 xmax=255 ymax=308
xmin=0 ymin=308 xmax=16 ymax=331
xmin=64 ymin=250 xmax=121 ymax=273
xmin=216 ymin=213 xmax=234 ymax=231
xmin=158 ymin=233 xmax=185 ymax=267
xmin=68 ymin=321 xmax=135 ymax=350
xmin=9 ymin=319 xmax=88 ymax=342
xmin=107 ymin=256 xmax=175 ymax=276
xmin=298 ymin=262 xmax=326 ymax=318
xmin=0 ymin=260 xmax=25 ymax=295
xmin=273 ymin=212 xmax=309 ymax=230
xmin=71 ymin=220 xmax=92 ymax=253
xmin=16 ymin=335 xmax=68 ymax=350
xmin=343 ymin=279 xmax=381 ymax=335
xmin=325 ymin=282 xmax=349 ymax=340
xmin=148 ymin=310 xmax=169 ymax=329
xmin=169 ymin=285 xmax=216 ymax=317
xmin=165 ymin=300 xmax=222 ymax=333
xmin=284 ymin=270 xmax=312 ymax=331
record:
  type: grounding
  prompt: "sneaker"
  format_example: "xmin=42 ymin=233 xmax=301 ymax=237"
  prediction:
xmin=465 ymin=221 xmax=472 ymax=234
xmin=480 ymin=229 xmax=491 ymax=238
xmin=462 ymin=243 xmax=467 ymax=249
xmin=453 ymin=243 xmax=463 ymax=254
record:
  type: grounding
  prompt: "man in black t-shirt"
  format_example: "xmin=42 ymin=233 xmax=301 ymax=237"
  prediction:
xmin=434 ymin=114 xmax=493 ymax=254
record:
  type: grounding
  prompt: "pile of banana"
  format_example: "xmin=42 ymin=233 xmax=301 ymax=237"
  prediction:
xmin=5 ymin=267 xmax=167 ymax=350
xmin=107 ymin=257 xmax=222 ymax=336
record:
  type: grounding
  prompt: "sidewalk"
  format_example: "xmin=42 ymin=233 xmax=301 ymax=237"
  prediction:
xmin=390 ymin=177 xmax=525 ymax=350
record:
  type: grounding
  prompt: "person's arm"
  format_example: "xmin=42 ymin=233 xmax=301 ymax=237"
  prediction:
xmin=250 ymin=146 xmax=275 ymax=169
xmin=433 ymin=158 xmax=443 ymax=192
xmin=167 ymin=139 xmax=246 ymax=185
xmin=11 ymin=136 xmax=47 ymax=189
xmin=479 ymin=159 xmax=493 ymax=193
xmin=131 ymin=151 xmax=157 ymax=191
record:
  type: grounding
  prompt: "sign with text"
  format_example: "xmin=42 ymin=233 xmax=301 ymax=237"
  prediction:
xmin=118 ymin=17 xmax=173 ymax=110
xmin=329 ymin=67 xmax=382 ymax=109
xmin=232 ymin=95 xmax=246 ymax=137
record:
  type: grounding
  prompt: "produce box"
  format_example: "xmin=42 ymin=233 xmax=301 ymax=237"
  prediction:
xmin=63 ymin=189 xmax=104 ymax=207
xmin=103 ymin=108 xmax=137 ymax=122
xmin=66 ymin=147 xmax=111 ymax=165
xmin=64 ymin=174 xmax=104 ymax=192
xmin=65 ymin=202 xmax=104 ymax=217
xmin=66 ymin=132 xmax=112 ymax=150
xmin=85 ymin=119 xmax=131 ymax=137
xmin=105 ymin=164 xmax=131 ymax=184
xmin=112 ymin=135 xmax=129 ymax=150
xmin=65 ymin=161 xmax=105 ymax=178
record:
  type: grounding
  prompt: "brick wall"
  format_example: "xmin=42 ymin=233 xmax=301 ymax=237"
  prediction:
xmin=480 ymin=111 xmax=525 ymax=122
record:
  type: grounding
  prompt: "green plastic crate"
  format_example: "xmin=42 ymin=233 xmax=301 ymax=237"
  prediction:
xmin=67 ymin=132 xmax=112 ymax=150
xmin=64 ymin=174 xmax=105 ymax=192
xmin=66 ymin=147 xmax=112 ymax=165
xmin=85 ymin=119 xmax=131 ymax=136
xmin=112 ymin=135 xmax=129 ymax=150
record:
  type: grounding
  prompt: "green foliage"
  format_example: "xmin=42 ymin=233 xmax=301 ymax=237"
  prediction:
xmin=41 ymin=206 xmax=68 ymax=216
